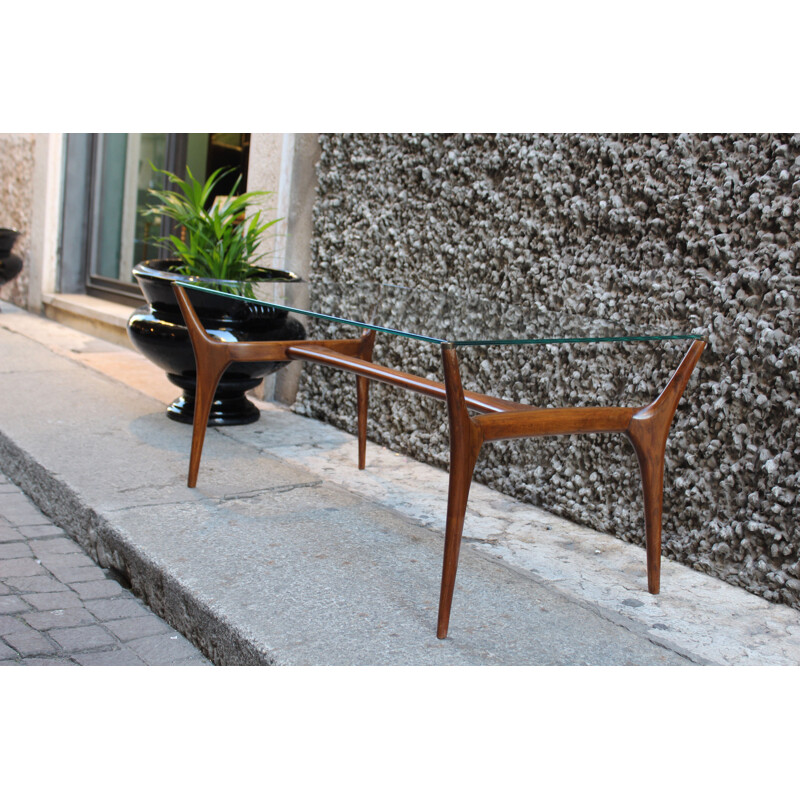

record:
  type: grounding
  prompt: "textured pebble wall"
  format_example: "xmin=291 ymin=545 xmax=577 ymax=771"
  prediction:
xmin=0 ymin=133 xmax=35 ymax=308
xmin=297 ymin=133 xmax=800 ymax=609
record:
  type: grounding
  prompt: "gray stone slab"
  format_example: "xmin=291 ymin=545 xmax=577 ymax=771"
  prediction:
xmin=84 ymin=597 xmax=151 ymax=621
xmin=0 ymin=525 xmax=24 ymax=543
xmin=0 ymin=542 xmax=33 ymax=559
xmin=21 ymin=591 xmax=83 ymax=611
xmin=104 ymin=615 xmax=171 ymax=642
xmin=0 ymin=359 xmax=326 ymax=517
xmin=105 ymin=491 xmax=688 ymax=665
xmin=0 ymin=615 xmax=28 ymax=636
xmin=37 ymin=552 xmax=97 ymax=571
xmin=0 ymin=558 xmax=46 ymax=579
xmin=0 ymin=327 xmax=74 ymax=374
xmin=15 ymin=524 xmax=67 ymax=540
xmin=54 ymin=565 xmax=108 ymax=584
xmin=73 ymin=649 xmax=146 ymax=666
xmin=4 ymin=575 xmax=67 ymax=593
xmin=29 ymin=538 xmax=85 ymax=557
xmin=49 ymin=625 xmax=116 ymax=651
xmin=0 ymin=595 xmax=31 ymax=614
xmin=23 ymin=607 xmax=96 ymax=631
xmin=0 ymin=640 xmax=17 ymax=660
xmin=126 ymin=633 xmax=211 ymax=665
xmin=3 ymin=629 xmax=56 ymax=656
xmin=0 ymin=492 xmax=52 ymax=526
xmin=71 ymin=580 xmax=123 ymax=600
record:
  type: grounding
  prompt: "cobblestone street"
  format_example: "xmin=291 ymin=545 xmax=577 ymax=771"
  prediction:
xmin=0 ymin=472 xmax=210 ymax=666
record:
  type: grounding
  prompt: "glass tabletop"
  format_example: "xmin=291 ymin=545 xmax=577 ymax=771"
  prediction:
xmin=176 ymin=279 xmax=706 ymax=347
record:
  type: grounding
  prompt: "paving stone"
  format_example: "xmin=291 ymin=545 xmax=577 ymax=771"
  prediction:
xmin=23 ymin=607 xmax=96 ymax=631
xmin=0 ymin=595 xmax=31 ymax=614
xmin=0 ymin=542 xmax=33 ymax=560
xmin=54 ymin=565 xmax=107 ymax=584
xmin=84 ymin=597 xmax=151 ymax=621
xmin=127 ymin=633 xmax=201 ymax=665
xmin=0 ymin=471 xmax=209 ymax=667
xmin=169 ymin=656 xmax=212 ymax=665
xmin=16 ymin=524 xmax=66 ymax=540
xmin=71 ymin=580 xmax=124 ymax=600
xmin=0 ymin=495 xmax=50 ymax=526
xmin=50 ymin=625 xmax=116 ymax=651
xmin=0 ymin=527 xmax=25 ymax=543
xmin=21 ymin=591 xmax=83 ymax=611
xmin=0 ymin=640 xmax=17 ymax=660
xmin=4 ymin=629 xmax=56 ymax=656
xmin=0 ymin=558 xmax=46 ymax=578
xmin=104 ymin=615 xmax=171 ymax=642
xmin=73 ymin=649 xmax=146 ymax=666
xmin=38 ymin=552 xmax=97 ymax=572
xmin=29 ymin=538 xmax=84 ymax=557
xmin=0 ymin=615 xmax=29 ymax=636
xmin=4 ymin=575 xmax=65 ymax=593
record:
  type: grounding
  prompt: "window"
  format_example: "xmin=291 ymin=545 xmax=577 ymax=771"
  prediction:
xmin=59 ymin=133 xmax=251 ymax=305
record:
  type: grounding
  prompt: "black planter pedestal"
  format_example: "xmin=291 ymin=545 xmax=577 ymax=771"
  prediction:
xmin=166 ymin=372 xmax=263 ymax=426
xmin=127 ymin=260 xmax=305 ymax=427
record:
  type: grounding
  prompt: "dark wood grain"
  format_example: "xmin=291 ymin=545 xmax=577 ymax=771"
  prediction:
xmin=626 ymin=339 xmax=705 ymax=593
xmin=356 ymin=330 xmax=376 ymax=470
xmin=438 ymin=344 xmax=485 ymax=639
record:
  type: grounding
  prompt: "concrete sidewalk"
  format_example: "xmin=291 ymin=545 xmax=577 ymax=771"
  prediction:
xmin=1 ymin=298 xmax=798 ymax=665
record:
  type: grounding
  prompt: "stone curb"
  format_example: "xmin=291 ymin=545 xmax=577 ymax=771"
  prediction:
xmin=0 ymin=435 xmax=268 ymax=665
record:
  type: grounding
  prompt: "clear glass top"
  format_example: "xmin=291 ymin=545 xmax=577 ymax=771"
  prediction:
xmin=176 ymin=279 xmax=706 ymax=347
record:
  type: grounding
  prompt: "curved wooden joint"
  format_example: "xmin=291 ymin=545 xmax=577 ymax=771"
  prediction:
xmin=355 ymin=331 xmax=376 ymax=470
xmin=625 ymin=338 xmax=705 ymax=594
xmin=173 ymin=284 xmax=217 ymax=349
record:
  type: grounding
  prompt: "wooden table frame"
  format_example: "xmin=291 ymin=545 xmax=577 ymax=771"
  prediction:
xmin=174 ymin=284 xmax=705 ymax=639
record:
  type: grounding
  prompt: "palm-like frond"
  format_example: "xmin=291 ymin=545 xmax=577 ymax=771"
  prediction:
xmin=142 ymin=164 xmax=281 ymax=283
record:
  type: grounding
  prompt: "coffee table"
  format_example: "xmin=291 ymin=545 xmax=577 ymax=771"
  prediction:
xmin=172 ymin=280 xmax=705 ymax=639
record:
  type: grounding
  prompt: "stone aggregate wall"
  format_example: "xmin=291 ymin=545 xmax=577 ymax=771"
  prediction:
xmin=0 ymin=133 xmax=35 ymax=308
xmin=297 ymin=133 xmax=800 ymax=610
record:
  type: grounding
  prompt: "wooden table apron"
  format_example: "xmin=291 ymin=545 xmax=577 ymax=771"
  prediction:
xmin=173 ymin=284 xmax=705 ymax=640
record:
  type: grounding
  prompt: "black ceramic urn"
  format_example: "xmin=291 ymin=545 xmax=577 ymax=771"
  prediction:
xmin=127 ymin=260 xmax=306 ymax=426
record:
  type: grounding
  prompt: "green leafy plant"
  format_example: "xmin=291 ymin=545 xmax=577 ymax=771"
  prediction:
xmin=142 ymin=165 xmax=280 ymax=284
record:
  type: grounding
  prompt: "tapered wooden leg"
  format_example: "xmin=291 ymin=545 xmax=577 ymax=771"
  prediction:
xmin=356 ymin=376 xmax=369 ymax=470
xmin=173 ymin=284 xmax=232 ymax=488
xmin=438 ymin=345 xmax=484 ymax=639
xmin=626 ymin=339 xmax=705 ymax=593
xmin=356 ymin=331 xmax=376 ymax=470
xmin=629 ymin=439 xmax=666 ymax=593
xmin=187 ymin=350 xmax=230 ymax=488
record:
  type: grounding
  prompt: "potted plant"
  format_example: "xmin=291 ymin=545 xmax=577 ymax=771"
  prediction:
xmin=127 ymin=166 xmax=305 ymax=426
